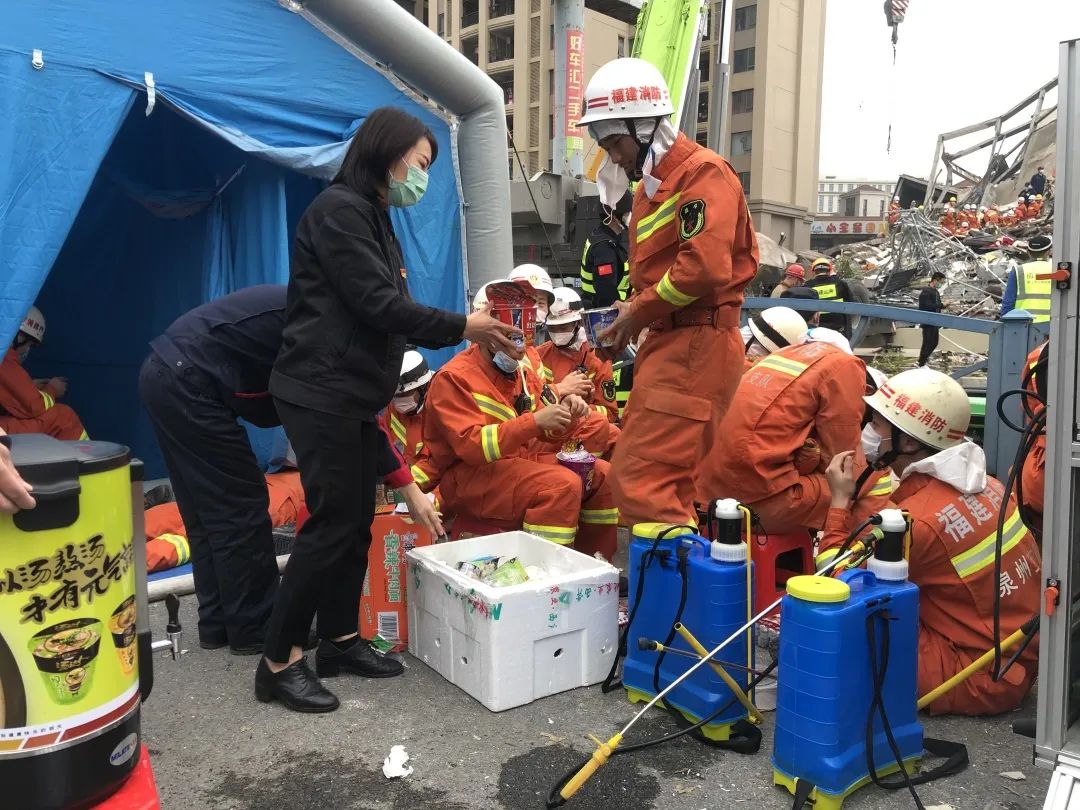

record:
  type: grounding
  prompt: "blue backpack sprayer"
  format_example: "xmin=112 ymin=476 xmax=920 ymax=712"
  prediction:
xmin=546 ymin=508 xmax=969 ymax=808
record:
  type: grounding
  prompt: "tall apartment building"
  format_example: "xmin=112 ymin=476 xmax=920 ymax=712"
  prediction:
xmin=394 ymin=0 xmax=826 ymax=251
xmin=395 ymin=0 xmax=633 ymax=180
xmin=695 ymin=0 xmax=827 ymax=250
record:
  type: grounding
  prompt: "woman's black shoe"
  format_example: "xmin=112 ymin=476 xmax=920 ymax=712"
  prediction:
xmin=315 ymin=638 xmax=404 ymax=678
xmin=255 ymin=657 xmax=339 ymax=713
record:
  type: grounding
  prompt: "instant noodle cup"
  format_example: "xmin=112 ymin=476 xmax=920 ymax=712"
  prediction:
xmin=582 ymin=307 xmax=619 ymax=348
xmin=29 ymin=618 xmax=102 ymax=705
xmin=108 ymin=596 xmax=137 ymax=676
xmin=556 ymin=447 xmax=596 ymax=496
xmin=486 ymin=280 xmax=538 ymax=347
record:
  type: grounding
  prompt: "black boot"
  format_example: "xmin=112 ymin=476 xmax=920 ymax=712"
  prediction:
xmin=315 ymin=638 xmax=404 ymax=678
xmin=255 ymin=657 xmax=339 ymax=713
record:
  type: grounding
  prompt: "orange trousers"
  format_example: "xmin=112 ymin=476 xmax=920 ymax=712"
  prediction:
xmin=918 ymin=624 xmax=1036 ymax=716
xmin=440 ymin=456 xmax=618 ymax=560
xmin=612 ymin=323 xmax=743 ymax=528
xmin=144 ymin=471 xmax=305 ymax=573
xmin=535 ymin=410 xmax=617 ymax=460
xmin=0 ymin=403 xmax=86 ymax=441
xmin=745 ymin=473 xmax=832 ymax=534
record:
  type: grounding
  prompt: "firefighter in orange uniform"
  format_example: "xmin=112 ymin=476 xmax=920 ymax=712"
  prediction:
xmin=1014 ymin=197 xmax=1028 ymax=222
xmin=888 ymin=200 xmax=900 ymax=227
xmin=711 ymin=327 xmax=893 ymax=533
xmin=1028 ymin=194 xmax=1044 ymax=219
xmin=578 ymin=57 xmax=758 ymax=528
xmin=984 ymin=205 xmax=1001 ymax=230
xmin=381 ymin=349 xmax=443 ymax=493
xmin=0 ymin=306 xmax=87 ymax=440
xmin=822 ymin=368 xmax=1041 ymax=715
xmin=422 ymin=282 xmax=618 ymax=559
xmin=939 ymin=206 xmax=956 ymax=234
xmin=537 ymin=287 xmax=620 ymax=426
xmin=1019 ymin=341 xmax=1048 ymax=532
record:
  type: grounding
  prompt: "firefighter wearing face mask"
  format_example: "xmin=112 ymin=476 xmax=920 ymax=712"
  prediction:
xmin=710 ymin=326 xmax=892 ymax=533
xmin=821 ymin=369 xmax=1041 ymax=716
xmin=537 ymin=287 xmax=619 ymax=425
xmin=379 ymin=350 xmax=443 ymax=494
xmin=579 ymin=57 xmax=758 ymax=529
xmin=422 ymin=281 xmax=618 ymax=558
xmin=580 ymin=192 xmax=633 ymax=308
xmin=0 ymin=306 xmax=87 ymax=440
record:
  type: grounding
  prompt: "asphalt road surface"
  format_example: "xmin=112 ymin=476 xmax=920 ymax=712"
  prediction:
xmin=142 ymin=598 xmax=1050 ymax=810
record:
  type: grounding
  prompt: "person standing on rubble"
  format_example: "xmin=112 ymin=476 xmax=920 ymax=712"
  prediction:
xmin=1001 ymin=235 xmax=1052 ymax=324
xmin=770 ymin=263 xmax=806 ymax=298
xmin=1029 ymin=166 xmax=1047 ymax=197
xmin=577 ymin=57 xmax=758 ymax=528
xmin=805 ymin=258 xmax=854 ymax=339
xmin=917 ymin=271 xmax=946 ymax=367
xmin=257 ymin=107 xmax=521 ymax=713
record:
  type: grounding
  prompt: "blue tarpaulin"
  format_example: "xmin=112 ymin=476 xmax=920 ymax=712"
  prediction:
xmin=0 ymin=0 xmax=466 ymax=476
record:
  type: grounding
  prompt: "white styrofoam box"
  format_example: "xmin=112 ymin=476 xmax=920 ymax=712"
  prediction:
xmin=407 ymin=531 xmax=619 ymax=712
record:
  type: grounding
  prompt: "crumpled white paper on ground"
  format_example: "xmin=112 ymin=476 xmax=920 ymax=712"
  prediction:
xmin=382 ymin=745 xmax=413 ymax=779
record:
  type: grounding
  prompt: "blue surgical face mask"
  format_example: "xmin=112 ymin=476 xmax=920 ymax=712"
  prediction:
xmin=387 ymin=160 xmax=428 ymax=208
xmin=492 ymin=351 xmax=519 ymax=375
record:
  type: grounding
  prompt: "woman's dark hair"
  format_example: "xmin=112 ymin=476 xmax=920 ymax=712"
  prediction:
xmin=334 ymin=106 xmax=439 ymax=196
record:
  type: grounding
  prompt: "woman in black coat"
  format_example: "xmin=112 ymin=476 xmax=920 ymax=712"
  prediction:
xmin=256 ymin=107 xmax=518 ymax=712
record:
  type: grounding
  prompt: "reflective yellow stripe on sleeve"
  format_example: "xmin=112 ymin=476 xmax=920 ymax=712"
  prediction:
xmin=472 ymin=393 xmax=516 ymax=423
xmin=388 ymin=414 xmax=408 ymax=447
xmin=157 ymin=533 xmax=191 ymax=566
xmin=411 ymin=465 xmax=430 ymax=487
xmin=656 ymin=271 xmax=698 ymax=308
xmin=39 ymin=390 xmax=55 ymax=409
xmin=636 ymin=193 xmax=682 ymax=244
xmin=480 ymin=424 xmax=502 ymax=463
xmin=815 ymin=547 xmax=840 ymax=571
xmin=949 ymin=507 xmax=1025 ymax=580
xmin=753 ymin=355 xmax=809 ymax=378
xmin=868 ymin=474 xmax=894 ymax=497
xmin=523 ymin=522 xmax=577 ymax=545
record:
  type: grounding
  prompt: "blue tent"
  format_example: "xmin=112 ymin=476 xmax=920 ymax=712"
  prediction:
xmin=0 ymin=0 xmax=466 ymax=476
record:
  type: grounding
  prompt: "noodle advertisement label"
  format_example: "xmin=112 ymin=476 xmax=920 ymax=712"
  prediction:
xmin=0 ymin=525 xmax=138 ymax=751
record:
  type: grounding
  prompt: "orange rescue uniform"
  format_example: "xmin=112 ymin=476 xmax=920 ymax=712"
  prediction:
xmin=536 ymin=340 xmax=620 ymax=425
xmin=145 ymin=471 xmax=306 ymax=573
xmin=383 ymin=408 xmax=442 ymax=494
xmin=1028 ymin=200 xmax=1042 ymax=219
xmin=709 ymin=341 xmax=892 ymax=532
xmin=1014 ymin=202 xmax=1028 ymax=221
xmin=612 ymin=133 xmax=758 ymax=527
xmin=422 ymin=344 xmax=617 ymax=559
xmin=0 ymin=348 xmax=86 ymax=440
xmin=1020 ymin=343 xmax=1047 ymax=525
xmin=820 ymin=474 xmax=1041 ymax=716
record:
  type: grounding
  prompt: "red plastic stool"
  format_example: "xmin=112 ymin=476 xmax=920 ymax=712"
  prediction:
xmin=448 ymin=515 xmax=507 ymax=541
xmin=750 ymin=531 xmax=814 ymax=616
xmin=94 ymin=746 xmax=160 ymax=810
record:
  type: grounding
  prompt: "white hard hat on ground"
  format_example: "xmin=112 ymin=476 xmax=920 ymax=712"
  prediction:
xmin=865 ymin=367 xmax=970 ymax=451
xmin=397 ymin=350 xmax=432 ymax=394
xmin=576 ymin=58 xmax=673 ymax=128
xmin=546 ymin=287 xmax=583 ymax=326
xmin=19 ymin=306 xmax=45 ymax=344
xmin=748 ymin=307 xmax=808 ymax=354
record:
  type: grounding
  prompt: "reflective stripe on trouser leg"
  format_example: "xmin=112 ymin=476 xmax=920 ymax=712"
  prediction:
xmin=575 ymin=458 xmax=618 ymax=560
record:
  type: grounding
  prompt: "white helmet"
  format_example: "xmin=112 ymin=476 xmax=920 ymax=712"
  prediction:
xmin=747 ymin=307 xmax=807 ymax=354
xmin=472 ymin=283 xmax=492 ymax=313
xmin=397 ymin=350 xmax=432 ymax=394
xmin=576 ymin=58 xmax=674 ymax=127
xmin=19 ymin=306 xmax=45 ymax=344
xmin=865 ymin=368 xmax=970 ymax=451
xmin=509 ymin=264 xmax=555 ymax=305
xmin=546 ymin=287 xmax=584 ymax=326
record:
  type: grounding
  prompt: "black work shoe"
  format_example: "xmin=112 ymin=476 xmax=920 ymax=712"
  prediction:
xmin=255 ymin=657 xmax=339 ymax=713
xmin=229 ymin=641 xmax=264 ymax=656
xmin=315 ymin=638 xmax=404 ymax=679
xmin=199 ymin=634 xmax=227 ymax=651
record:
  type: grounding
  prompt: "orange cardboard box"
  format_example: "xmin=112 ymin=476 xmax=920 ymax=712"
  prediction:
xmin=359 ymin=513 xmax=434 ymax=651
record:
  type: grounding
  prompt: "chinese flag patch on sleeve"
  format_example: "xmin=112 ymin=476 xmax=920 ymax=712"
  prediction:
xmin=598 ymin=263 xmax=614 ymax=276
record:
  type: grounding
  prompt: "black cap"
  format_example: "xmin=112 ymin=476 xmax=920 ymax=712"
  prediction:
xmin=1028 ymin=235 xmax=1052 ymax=253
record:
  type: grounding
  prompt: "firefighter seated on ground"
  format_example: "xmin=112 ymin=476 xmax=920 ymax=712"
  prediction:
xmin=472 ymin=281 xmax=615 ymax=458
xmin=709 ymin=324 xmax=892 ymax=534
xmin=740 ymin=306 xmax=808 ymax=374
xmin=0 ymin=306 xmax=87 ymax=441
xmin=422 ymin=280 xmax=618 ymax=559
xmin=381 ymin=349 xmax=443 ymax=495
xmin=821 ymin=368 xmax=1041 ymax=716
xmin=537 ymin=287 xmax=620 ymax=427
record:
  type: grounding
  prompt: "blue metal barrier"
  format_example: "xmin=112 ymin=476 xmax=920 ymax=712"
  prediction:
xmin=742 ymin=298 xmax=1047 ymax=477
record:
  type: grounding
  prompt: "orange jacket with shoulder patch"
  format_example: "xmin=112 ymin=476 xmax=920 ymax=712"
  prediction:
xmin=628 ymin=133 xmax=759 ymax=324
xmin=536 ymin=341 xmax=618 ymax=424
